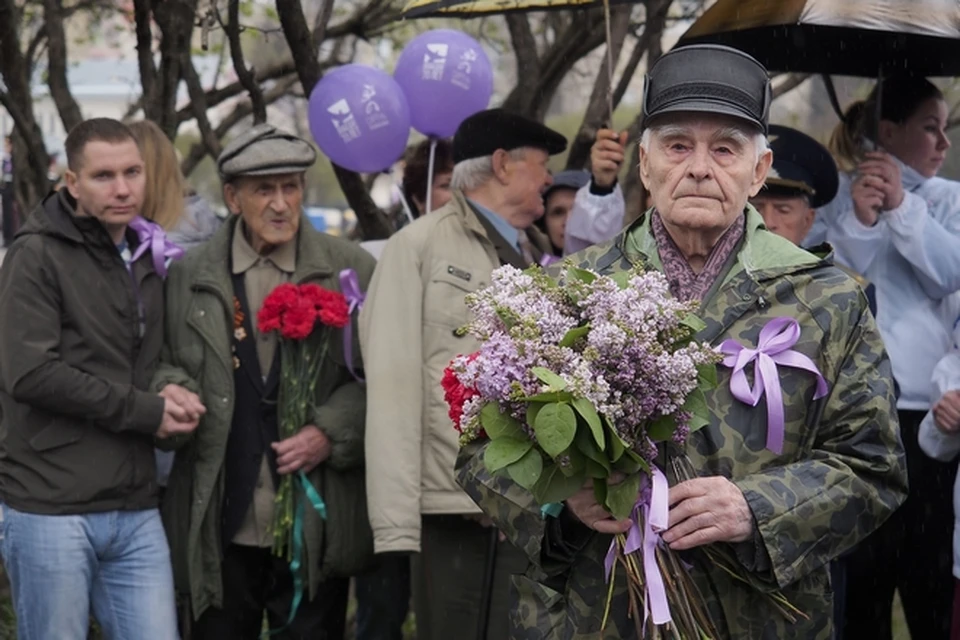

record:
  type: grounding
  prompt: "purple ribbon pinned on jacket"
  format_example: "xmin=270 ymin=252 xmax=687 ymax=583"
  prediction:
xmin=128 ymin=217 xmax=183 ymax=278
xmin=539 ymin=253 xmax=561 ymax=268
xmin=339 ymin=269 xmax=365 ymax=383
xmin=604 ymin=467 xmax=671 ymax=626
xmin=718 ymin=317 xmax=829 ymax=454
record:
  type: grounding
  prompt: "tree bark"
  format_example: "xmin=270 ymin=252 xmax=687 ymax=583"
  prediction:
xmin=43 ymin=0 xmax=84 ymax=134
xmin=275 ymin=0 xmax=392 ymax=241
xmin=564 ymin=4 xmax=632 ymax=171
xmin=151 ymin=0 xmax=199 ymax=138
xmin=181 ymin=54 xmax=222 ymax=158
xmin=0 ymin=0 xmax=50 ymax=213
xmin=610 ymin=0 xmax=669 ymax=110
xmin=225 ymin=0 xmax=266 ymax=124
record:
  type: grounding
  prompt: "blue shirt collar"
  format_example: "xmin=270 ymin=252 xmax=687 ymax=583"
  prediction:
xmin=468 ymin=199 xmax=519 ymax=250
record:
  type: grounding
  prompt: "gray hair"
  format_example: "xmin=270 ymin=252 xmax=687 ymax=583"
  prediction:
xmin=639 ymin=123 xmax=769 ymax=161
xmin=451 ymin=148 xmax=528 ymax=192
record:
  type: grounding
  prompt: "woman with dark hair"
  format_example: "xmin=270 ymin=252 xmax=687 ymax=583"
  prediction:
xmin=809 ymin=75 xmax=960 ymax=640
xmin=402 ymin=138 xmax=454 ymax=217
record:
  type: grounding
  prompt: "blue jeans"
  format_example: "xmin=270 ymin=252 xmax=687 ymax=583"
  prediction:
xmin=1 ymin=507 xmax=179 ymax=640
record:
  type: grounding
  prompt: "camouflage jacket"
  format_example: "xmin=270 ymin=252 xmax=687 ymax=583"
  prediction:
xmin=455 ymin=207 xmax=908 ymax=639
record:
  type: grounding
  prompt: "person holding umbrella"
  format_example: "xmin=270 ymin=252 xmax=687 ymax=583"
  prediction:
xmin=807 ymin=74 xmax=960 ymax=640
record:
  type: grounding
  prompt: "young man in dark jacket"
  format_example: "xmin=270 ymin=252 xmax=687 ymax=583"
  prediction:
xmin=0 ymin=118 xmax=204 ymax=640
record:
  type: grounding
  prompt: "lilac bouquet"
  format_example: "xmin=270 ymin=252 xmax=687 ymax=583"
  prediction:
xmin=444 ymin=264 xmax=724 ymax=637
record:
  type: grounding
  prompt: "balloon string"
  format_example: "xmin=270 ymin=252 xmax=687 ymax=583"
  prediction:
xmin=425 ymin=137 xmax=437 ymax=215
xmin=395 ymin=182 xmax=415 ymax=225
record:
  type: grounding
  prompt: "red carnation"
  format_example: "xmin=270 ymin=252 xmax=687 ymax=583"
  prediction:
xmin=258 ymin=283 xmax=300 ymax=334
xmin=442 ymin=362 xmax=479 ymax=434
xmin=300 ymin=284 xmax=350 ymax=329
xmin=280 ymin=297 xmax=317 ymax=341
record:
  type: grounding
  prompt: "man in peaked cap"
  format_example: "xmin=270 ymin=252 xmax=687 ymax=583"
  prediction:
xmin=455 ymin=45 xmax=905 ymax=639
xmin=360 ymin=108 xmax=565 ymax=640
xmin=154 ymin=123 xmax=376 ymax=638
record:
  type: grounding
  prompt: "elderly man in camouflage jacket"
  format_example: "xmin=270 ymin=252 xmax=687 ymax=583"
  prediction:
xmin=455 ymin=44 xmax=907 ymax=640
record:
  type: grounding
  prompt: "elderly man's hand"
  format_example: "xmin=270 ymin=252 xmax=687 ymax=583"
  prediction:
xmin=934 ymin=390 xmax=960 ymax=434
xmin=565 ymin=473 xmax=632 ymax=535
xmin=590 ymin=129 xmax=629 ymax=189
xmin=272 ymin=425 xmax=331 ymax=475
xmin=662 ymin=477 xmax=754 ymax=550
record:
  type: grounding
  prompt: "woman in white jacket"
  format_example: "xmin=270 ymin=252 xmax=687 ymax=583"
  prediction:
xmin=807 ymin=75 xmax=959 ymax=640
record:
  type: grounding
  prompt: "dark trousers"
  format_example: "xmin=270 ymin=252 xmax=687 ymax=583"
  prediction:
xmin=1 ymin=184 xmax=15 ymax=247
xmin=355 ymin=553 xmax=411 ymax=640
xmin=192 ymin=544 xmax=349 ymax=640
xmin=842 ymin=409 xmax=956 ymax=640
xmin=412 ymin=515 xmax=529 ymax=640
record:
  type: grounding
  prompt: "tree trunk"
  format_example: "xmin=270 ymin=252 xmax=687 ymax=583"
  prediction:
xmin=43 ymin=0 xmax=84 ymax=133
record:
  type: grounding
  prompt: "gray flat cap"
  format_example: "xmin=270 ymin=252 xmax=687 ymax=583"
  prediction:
xmin=217 ymin=123 xmax=318 ymax=180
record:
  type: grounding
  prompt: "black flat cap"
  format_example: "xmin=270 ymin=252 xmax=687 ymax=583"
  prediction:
xmin=764 ymin=125 xmax=839 ymax=209
xmin=453 ymin=109 xmax=567 ymax=164
xmin=642 ymin=44 xmax=771 ymax=133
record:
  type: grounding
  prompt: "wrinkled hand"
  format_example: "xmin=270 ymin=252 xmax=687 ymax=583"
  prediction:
xmin=662 ymin=477 xmax=754 ymax=550
xmin=156 ymin=398 xmax=200 ymax=439
xmin=159 ymin=384 xmax=206 ymax=422
xmin=463 ymin=513 xmax=507 ymax=542
xmin=272 ymin=425 xmax=331 ymax=475
xmin=564 ymin=472 xmax=632 ymax=535
xmin=850 ymin=174 xmax=885 ymax=227
xmin=934 ymin=390 xmax=960 ymax=434
xmin=857 ymin=151 xmax=905 ymax=212
xmin=590 ymin=129 xmax=629 ymax=189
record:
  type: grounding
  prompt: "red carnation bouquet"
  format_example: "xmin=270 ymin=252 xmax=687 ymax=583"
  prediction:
xmin=257 ymin=282 xmax=350 ymax=558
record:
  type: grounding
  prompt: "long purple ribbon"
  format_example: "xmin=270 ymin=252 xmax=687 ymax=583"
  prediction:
xmin=128 ymin=217 xmax=184 ymax=278
xmin=339 ymin=269 xmax=365 ymax=383
xmin=718 ymin=317 xmax=829 ymax=454
xmin=604 ymin=467 xmax=671 ymax=626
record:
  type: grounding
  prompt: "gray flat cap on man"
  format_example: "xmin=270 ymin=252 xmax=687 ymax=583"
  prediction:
xmin=217 ymin=123 xmax=318 ymax=180
xmin=642 ymin=44 xmax=772 ymax=133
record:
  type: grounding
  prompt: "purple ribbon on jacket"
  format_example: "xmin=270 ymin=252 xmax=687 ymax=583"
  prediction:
xmin=128 ymin=217 xmax=184 ymax=278
xmin=339 ymin=268 xmax=365 ymax=383
xmin=718 ymin=317 xmax=829 ymax=454
xmin=539 ymin=253 xmax=561 ymax=268
xmin=604 ymin=467 xmax=671 ymax=626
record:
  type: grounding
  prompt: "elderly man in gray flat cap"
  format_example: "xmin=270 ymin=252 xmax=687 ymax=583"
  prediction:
xmin=153 ymin=123 xmax=376 ymax=639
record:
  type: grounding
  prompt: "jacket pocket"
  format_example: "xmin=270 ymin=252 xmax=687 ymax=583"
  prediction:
xmin=318 ymin=465 xmax=374 ymax=579
xmin=28 ymin=418 xmax=85 ymax=452
xmin=425 ymin=263 xmax=481 ymax=328
xmin=508 ymin=574 xmax=567 ymax=639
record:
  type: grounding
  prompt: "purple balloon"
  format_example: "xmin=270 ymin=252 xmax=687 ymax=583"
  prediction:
xmin=394 ymin=29 xmax=493 ymax=138
xmin=308 ymin=65 xmax=411 ymax=173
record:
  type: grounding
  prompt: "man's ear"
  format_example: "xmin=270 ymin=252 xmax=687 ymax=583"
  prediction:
xmin=491 ymin=149 xmax=512 ymax=184
xmin=638 ymin=143 xmax=651 ymax=191
xmin=223 ymin=182 xmax=242 ymax=215
xmin=65 ymin=170 xmax=80 ymax=201
xmin=749 ymin=149 xmax=774 ymax=198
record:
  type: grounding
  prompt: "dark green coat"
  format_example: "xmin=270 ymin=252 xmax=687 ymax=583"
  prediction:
xmin=152 ymin=215 xmax=376 ymax=620
xmin=456 ymin=207 xmax=907 ymax=639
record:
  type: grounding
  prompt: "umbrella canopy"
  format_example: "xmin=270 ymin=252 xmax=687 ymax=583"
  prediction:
xmin=400 ymin=0 xmax=613 ymax=18
xmin=677 ymin=0 xmax=960 ymax=77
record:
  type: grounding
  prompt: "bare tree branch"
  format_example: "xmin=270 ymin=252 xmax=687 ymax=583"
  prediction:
xmin=181 ymin=53 xmax=222 ymax=160
xmin=181 ymin=74 xmax=300 ymax=176
xmin=176 ymin=58 xmax=297 ymax=124
xmin=132 ymin=0 xmax=157 ymax=112
xmin=505 ymin=14 xmax=539 ymax=83
xmin=312 ymin=0 xmax=335 ymax=53
xmin=151 ymin=0 xmax=199 ymax=137
xmin=24 ymin=24 xmax=47 ymax=72
xmin=275 ymin=0 xmax=393 ymax=241
xmin=43 ymin=0 xmax=84 ymax=133
xmin=612 ymin=0 xmax=669 ymax=110
xmin=771 ymin=73 xmax=811 ymax=100
xmin=223 ymin=0 xmax=266 ymax=123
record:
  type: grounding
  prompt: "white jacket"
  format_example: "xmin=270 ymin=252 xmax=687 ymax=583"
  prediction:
xmin=807 ymin=160 xmax=960 ymax=410
xmin=563 ymin=182 xmax=626 ymax=255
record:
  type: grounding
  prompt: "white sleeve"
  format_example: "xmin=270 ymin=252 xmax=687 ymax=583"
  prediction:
xmin=884 ymin=189 xmax=960 ymax=300
xmin=919 ymin=350 xmax=960 ymax=462
xmin=563 ymin=183 xmax=626 ymax=255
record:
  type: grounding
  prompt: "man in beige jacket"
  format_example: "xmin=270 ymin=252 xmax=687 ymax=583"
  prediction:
xmin=359 ymin=109 xmax=564 ymax=640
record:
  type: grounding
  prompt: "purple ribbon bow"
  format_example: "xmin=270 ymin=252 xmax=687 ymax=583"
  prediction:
xmin=339 ymin=269 xmax=366 ymax=383
xmin=539 ymin=253 xmax=561 ymax=268
xmin=718 ymin=317 xmax=829 ymax=454
xmin=128 ymin=217 xmax=184 ymax=278
xmin=604 ymin=467 xmax=671 ymax=626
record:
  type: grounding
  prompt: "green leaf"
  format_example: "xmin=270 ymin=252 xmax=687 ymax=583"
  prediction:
xmin=604 ymin=417 xmax=626 ymax=462
xmin=681 ymin=313 xmax=707 ymax=334
xmin=507 ymin=448 xmax=544 ymax=490
xmin=593 ymin=478 xmax=608 ymax=505
xmin=484 ymin=437 xmax=533 ymax=472
xmin=683 ymin=388 xmax=711 ymax=433
xmin=534 ymin=403 xmax=578 ymax=457
xmin=611 ymin=271 xmax=632 ymax=289
xmin=585 ymin=458 xmax=608 ymax=479
xmin=572 ymin=398 xmax=605 ymax=450
xmin=480 ymin=403 xmax=525 ymax=440
xmin=574 ymin=427 xmax=611 ymax=474
xmin=533 ymin=465 xmax=585 ymax=504
xmin=697 ymin=363 xmax=718 ymax=389
xmin=523 ymin=391 xmax=574 ymax=403
xmin=613 ymin=454 xmax=643 ymax=475
xmin=559 ymin=325 xmax=590 ymax=348
xmin=566 ymin=266 xmax=598 ymax=284
xmin=648 ymin=414 xmax=677 ymax=442
xmin=556 ymin=445 xmax=585 ymax=478
xmin=606 ymin=473 xmax=642 ymax=521
xmin=526 ymin=403 xmax=543 ymax=430
xmin=532 ymin=367 xmax=568 ymax=391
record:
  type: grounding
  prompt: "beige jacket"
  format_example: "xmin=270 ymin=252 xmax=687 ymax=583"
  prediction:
xmin=360 ymin=190 xmax=549 ymax=554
